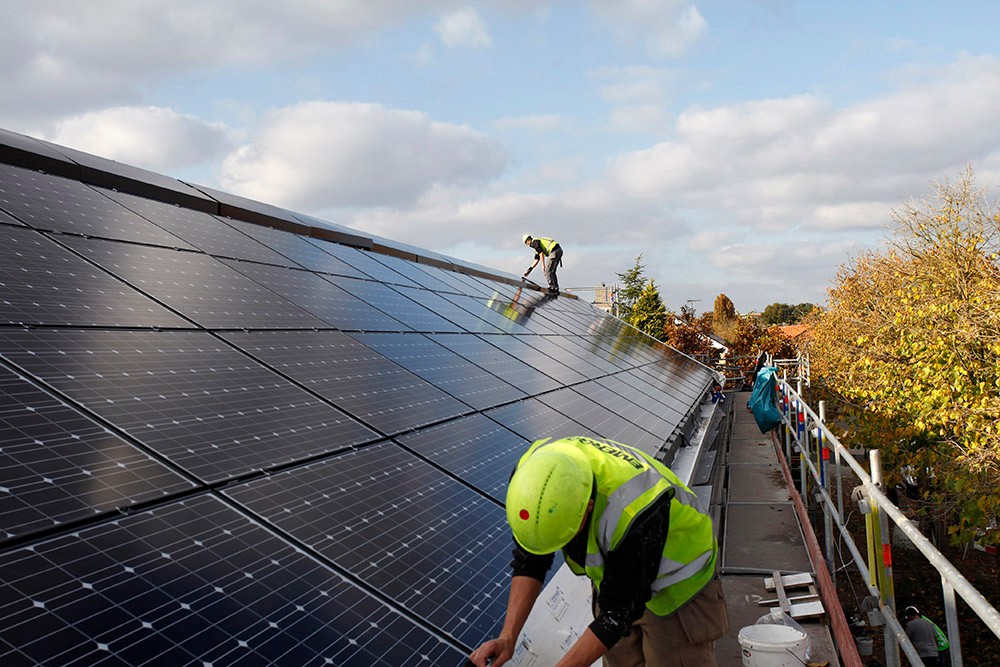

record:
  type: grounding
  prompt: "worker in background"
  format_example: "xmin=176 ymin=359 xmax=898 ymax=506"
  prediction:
xmin=522 ymin=234 xmax=562 ymax=294
xmin=903 ymin=606 xmax=950 ymax=666
xmin=469 ymin=436 xmax=728 ymax=667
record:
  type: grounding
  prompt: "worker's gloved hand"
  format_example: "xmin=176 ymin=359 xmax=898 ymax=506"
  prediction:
xmin=469 ymin=636 xmax=515 ymax=667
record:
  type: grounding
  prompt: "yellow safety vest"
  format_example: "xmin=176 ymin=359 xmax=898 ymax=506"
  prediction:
xmin=535 ymin=237 xmax=558 ymax=255
xmin=518 ymin=437 xmax=717 ymax=616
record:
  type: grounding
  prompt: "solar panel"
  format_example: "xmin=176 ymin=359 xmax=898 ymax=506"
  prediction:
xmin=0 ymin=226 xmax=190 ymax=328
xmin=103 ymin=188 xmax=295 ymax=266
xmin=0 ymin=133 xmax=719 ymax=663
xmin=219 ymin=330 xmax=470 ymax=435
xmin=58 ymin=236 xmax=330 ymax=329
xmin=436 ymin=293 xmax=530 ymax=333
xmin=479 ymin=334 xmax=589 ymax=386
xmin=541 ymin=334 xmax=623 ymax=376
xmin=0 ymin=162 xmax=195 ymax=249
xmin=0 ymin=329 xmax=380 ymax=483
xmin=585 ymin=375 xmax=674 ymax=440
xmin=427 ymin=333 xmax=560 ymax=396
xmin=0 ymin=365 xmax=194 ymax=544
xmin=340 ymin=278 xmax=464 ymax=333
xmin=361 ymin=252 xmax=457 ymax=292
xmin=236 ymin=223 xmax=379 ymax=278
xmin=0 ymin=207 xmax=25 ymax=226
xmin=395 ymin=413 xmax=528 ymax=503
xmin=391 ymin=285 xmax=505 ymax=334
xmin=217 ymin=260 xmax=411 ymax=332
xmin=0 ymin=494 xmax=467 ymax=666
xmin=305 ymin=239 xmax=422 ymax=286
xmin=349 ymin=332 xmax=525 ymax=410
xmin=223 ymin=442 xmax=513 ymax=647
xmin=484 ymin=397 xmax=592 ymax=443
xmin=535 ymin=386 xmax=663 ymax=455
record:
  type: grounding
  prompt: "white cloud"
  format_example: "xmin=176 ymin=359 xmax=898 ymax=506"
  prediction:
xmin=607 ymin=56 xmax=1000 ymax=233
xmin=46 ymin=106 xmax=236 ymax=172
xmin=220 ymin=101 xmax=507 ymax=209
xmin=434 ymin=8 xmax=492 ymax=49
xmin=0 ymin=0 xmax=462 ymax=129
xmin=588 ymin=0 xmax=707 ymax=57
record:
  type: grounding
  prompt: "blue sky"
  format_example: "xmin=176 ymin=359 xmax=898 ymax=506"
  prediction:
xmin=4 ymin=1 xmax=1000 ymax=312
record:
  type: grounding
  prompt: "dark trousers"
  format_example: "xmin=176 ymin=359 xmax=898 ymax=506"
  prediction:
xmin=545 ymin=246 xmax=562 ymax=291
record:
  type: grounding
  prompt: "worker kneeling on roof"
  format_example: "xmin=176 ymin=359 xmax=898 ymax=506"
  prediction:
xmin=470 ymin=436 xmax=729 ymax=667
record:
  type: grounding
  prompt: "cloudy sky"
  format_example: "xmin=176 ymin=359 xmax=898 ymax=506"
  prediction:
xmin=4 ymin=1 xmax=1000 ymax=312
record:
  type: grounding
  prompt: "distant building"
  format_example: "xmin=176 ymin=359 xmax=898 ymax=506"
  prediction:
xmin=592 ymin=284 xmax=615 ymax=314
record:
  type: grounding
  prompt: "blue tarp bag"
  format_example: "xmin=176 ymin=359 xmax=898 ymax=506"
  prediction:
xmin=749 ymin=366 xmax=782 ymax=433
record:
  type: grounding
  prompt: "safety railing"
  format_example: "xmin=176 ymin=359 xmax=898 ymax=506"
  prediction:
xmin=776 ymin=376 xmax=1000 ymax=667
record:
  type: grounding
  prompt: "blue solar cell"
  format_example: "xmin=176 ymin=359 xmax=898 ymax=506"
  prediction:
xmin=479 ymin=334 xmax=589 ymax=386
xmin=58 ymin=235 xmax=329 ymax=329
xmin=219 ymin=330 xmax=470 ymax=435
xmin=0 ymin=162 xmax=195 ymax=248
xmin=427 ymin=333 xmax=559 ymax=396
xmin=0 ymin=226 xmax=190 ymax=328
xmin=348 ymin=332 xmax=524 ymax=410
xmin=305 ymin=239 xmax=422 ymax=285
xmin=218 ymin=260 xmax=412 ymax=332
xmin=395 ymin=414 xmax=528 ymax=503
xmin=484 ymin=397 xmax=591 ymax=444
xmin=0 ymin=365 xmax=194 ymax=543
xmin=535 ymin=386 xmax=663 ymax=454
xmin=0 ymin=329 xmax=380 ymax=483
xmin=235 ymin=222 xmax=376 ymax=277
xmin=103 ymin=188 xmax=295 ymax=266
xmin=340 ymin=278 xmax=464 ymax=333
xmin=392 ymin=285 xmax=505 ymax=334
xmin=0 ymin=494 xmax=467 ymax=666
xmin=224 ymin=442 xmax=512 ymax=648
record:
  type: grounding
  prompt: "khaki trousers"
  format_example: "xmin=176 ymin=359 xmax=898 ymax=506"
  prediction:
xmin=601 ymin=579 xmax=729 ymax=667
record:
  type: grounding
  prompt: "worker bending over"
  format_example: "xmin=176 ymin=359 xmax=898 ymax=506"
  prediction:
xmin=470 ymin=436 xmax=728 ymax=667
xmin=522 ymin=234 xmax=562 ymax=294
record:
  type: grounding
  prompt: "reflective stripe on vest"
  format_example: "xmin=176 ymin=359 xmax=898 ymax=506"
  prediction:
xmin=530 ymin=437 xmax=717 ymax=616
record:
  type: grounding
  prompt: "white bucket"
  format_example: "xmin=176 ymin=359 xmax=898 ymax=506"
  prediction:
xmin=738 ymin=624 xmax=809 ymax=667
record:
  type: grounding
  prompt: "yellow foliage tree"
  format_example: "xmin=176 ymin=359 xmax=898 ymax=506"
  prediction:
xmin=810 ymin=167 xmax=1000 ymax=544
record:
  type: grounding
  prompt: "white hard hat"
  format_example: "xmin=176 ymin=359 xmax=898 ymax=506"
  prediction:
xmin=522 ymin=234 xmax=532 ymax=244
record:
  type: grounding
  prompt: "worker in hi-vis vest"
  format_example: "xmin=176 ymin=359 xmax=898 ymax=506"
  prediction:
xmin=522 ymin=234 xmax=562 ymax=294
xmin=469 ymin=437 xmax=729 ymax=667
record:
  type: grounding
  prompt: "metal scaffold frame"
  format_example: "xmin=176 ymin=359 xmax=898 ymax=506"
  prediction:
xmin=776 ymin=377 xmax=1000 ymax=667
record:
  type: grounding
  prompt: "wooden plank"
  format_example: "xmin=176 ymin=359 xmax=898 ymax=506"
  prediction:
xmin=788 ymin=600 xmax=826 ymax=619
xmin=764 ymin=572 xmax=814 ymax=590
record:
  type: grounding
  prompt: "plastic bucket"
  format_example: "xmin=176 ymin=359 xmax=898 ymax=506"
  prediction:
xmin=738 ymin=624 xmax=809 ymax=667
xmin=855 ymin=636 xmax=873 ymax=656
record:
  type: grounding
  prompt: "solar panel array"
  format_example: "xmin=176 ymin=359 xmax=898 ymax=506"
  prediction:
xmin=0 ymin=129 xmax=715 ymax=666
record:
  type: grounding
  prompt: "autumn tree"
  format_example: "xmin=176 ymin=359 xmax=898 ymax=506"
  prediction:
xmin=727 ymin=315 xmax=796 ymax=377
xmin=810 ymin=167 xmax=1000 ymax=545
xmin=628 ymin=280 xmax=667 ymax=340
xmin=615 ymin=255 xmax=647 ymax=322
xmin=663 ymin=304 xmax=716 ymax=360
xmin=713 ymin=293 xmax=738 ymax=341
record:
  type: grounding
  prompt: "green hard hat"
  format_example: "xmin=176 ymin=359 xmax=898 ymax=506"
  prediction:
xmin=506 ymin=442 xmax=593 ymax=555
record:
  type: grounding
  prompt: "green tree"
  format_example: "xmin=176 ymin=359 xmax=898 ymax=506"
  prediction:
xmin=628 ymin=280 xmax=667 ymax=339
xmin=810 ymin=167 xmax=1000 ymax=544
xmin=760 ymin=302 xmax=816 ymax=325
xmin=615 ymin=255 xmax=647 ymax=322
